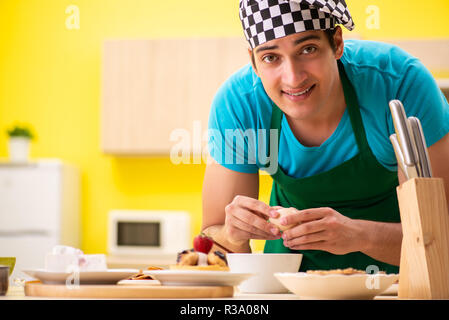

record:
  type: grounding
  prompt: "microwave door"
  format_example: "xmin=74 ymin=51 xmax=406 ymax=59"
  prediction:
xmin=117 ymin=221 xmax=161 ymax=247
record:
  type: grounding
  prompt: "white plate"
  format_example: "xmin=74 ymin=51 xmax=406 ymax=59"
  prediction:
xmin=379 ymin=283 xmax=398 ymax=296
xmin=117 ymin=279 xmax=161 ymax=286
xmin=275 ymin=272 xmax=399 ymax=300
xmin=143 ymin=270 xmax=254 ymax=287
xmin=23 ymin=268 xmax=139 ymax=285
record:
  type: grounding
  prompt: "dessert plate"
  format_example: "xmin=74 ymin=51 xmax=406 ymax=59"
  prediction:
xmin=143 ymin=270 xmax=254 ymax=286
xmin=274 ymin=272 xmax=399 ymax=299
xmin=22 ymin=268 xmax=139 ymax=285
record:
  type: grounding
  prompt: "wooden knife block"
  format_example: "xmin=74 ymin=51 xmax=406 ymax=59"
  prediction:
xmin=397 ymin=178 xmax=449 ymax=299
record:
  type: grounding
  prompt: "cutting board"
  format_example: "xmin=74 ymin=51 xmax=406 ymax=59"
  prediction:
xmin=24 ymin=281 xmax=234 ymax=299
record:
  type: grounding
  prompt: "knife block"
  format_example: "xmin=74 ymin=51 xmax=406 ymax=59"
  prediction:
xmin=396 ymin=177 xmax=449 ymax=299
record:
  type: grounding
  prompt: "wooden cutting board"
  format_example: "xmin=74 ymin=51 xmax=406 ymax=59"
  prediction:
xmin=24 ymin=281 xmax=234 ymax=299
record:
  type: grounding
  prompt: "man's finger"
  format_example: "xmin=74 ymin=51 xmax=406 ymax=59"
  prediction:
xmin=282 ymin=219 xmax=326 ymax=240
xmin=268 ymin=206 xmax=284 ymax=218
xmin=235 ymin=195 xmax=272 ymax=218
xmin=230 ymin=207 xmax=280 ymax=237
xmin=281 ymin=207 xmax=331 ymax=225
xmin=284 ymin=230 xmax=328 ymax=247
xmin=231 ymin=217 xmax=281 ymax=240
xmin=288 ymin=240 xmax=328 ymax=251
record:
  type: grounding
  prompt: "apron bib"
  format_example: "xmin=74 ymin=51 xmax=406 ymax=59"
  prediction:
xmin=264 ymin=61 xmax=400 ymax=274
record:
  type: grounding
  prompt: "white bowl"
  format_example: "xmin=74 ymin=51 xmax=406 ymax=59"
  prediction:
xmin=227 ymin=253 xmax=302 ymax=293
xmin=275 ymin=272 xmax=399 ymax=299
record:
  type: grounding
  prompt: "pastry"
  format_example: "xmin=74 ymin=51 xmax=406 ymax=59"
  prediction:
xmin=170 ymin=234 xmax=230 ymax=271
xmin=146 ymin=266 xmax=164 ymax=271
xmin=170 ymin=243 xmax=230 ymax=271
xmin=126 ymin=272 xmax=155 ymax=280
xmin=268 ymin=207 xmax=299 ymax=231
xmin=306 ymin=268 xmax=386 ymax=275
xmin=176 ymin=249 xmax=199 ymax=266
xmin=207 ymin=251 xmax=227 ymax=267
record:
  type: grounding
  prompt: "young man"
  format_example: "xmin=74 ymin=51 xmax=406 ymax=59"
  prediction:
xmin=202 ymin=0 xmax=449 ymax=273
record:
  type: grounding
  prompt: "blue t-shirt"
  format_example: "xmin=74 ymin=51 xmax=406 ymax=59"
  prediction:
xmin=207 ymin=40 xmax=449 ymax=178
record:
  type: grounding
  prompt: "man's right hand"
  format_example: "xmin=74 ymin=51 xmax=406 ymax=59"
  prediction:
xmin=202 ymin=158 xmax=282 ymax=252
xmin=224 ymin=195 xmax=282 ymax=245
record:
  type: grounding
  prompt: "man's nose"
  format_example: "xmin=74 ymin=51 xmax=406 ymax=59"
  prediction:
xmin=282 ymin=59 xmax=307 ymax=88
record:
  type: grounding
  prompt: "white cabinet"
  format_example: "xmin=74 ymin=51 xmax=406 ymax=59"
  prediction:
xmin=0 ymin=160 xmax=80 ymax=282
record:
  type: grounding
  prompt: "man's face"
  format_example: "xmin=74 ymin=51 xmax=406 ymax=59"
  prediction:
xmin=250 ymin=28 xmax=344 ymax=122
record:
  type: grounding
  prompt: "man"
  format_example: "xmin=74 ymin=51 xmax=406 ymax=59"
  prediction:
xmin=202 ymin=0 xmax=449 ymax=273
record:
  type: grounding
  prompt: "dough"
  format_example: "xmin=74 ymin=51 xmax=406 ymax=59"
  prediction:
xmin=268 ymin=207 xmax=299 ymax=232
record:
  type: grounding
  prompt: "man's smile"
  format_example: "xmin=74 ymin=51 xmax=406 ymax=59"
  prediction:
xmin=282 ymin=84 xmax=316 ymax=101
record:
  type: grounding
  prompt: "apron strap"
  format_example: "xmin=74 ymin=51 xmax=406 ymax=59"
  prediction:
xmin=337 ymin=60 xmax=370 ymax=153
xmin=270 ymin=102 xmax=283 ymax=144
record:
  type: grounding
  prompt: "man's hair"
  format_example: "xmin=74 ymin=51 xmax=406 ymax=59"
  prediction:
xmin=251 ymin=28 xmax=338 ymax=69
xmin=324 ymin=28 xmax=338 ymax=52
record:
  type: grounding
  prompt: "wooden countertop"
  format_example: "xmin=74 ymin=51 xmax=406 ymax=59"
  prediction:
xmin=1 ymin=284 xmax=398 ymax=300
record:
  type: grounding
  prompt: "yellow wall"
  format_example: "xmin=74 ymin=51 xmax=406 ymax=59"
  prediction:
xmin=1 ymin=0 xmax=448 ymax=254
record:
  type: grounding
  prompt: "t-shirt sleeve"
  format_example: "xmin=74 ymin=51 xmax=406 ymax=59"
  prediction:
xmin=207 ymin=80 xmax=260 ymax=174
xmin=396 ymin=58 xmax=449 ymax=148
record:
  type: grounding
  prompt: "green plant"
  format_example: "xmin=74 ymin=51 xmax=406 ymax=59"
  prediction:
xmin=6 ymin=124 xmax=34 ymax=140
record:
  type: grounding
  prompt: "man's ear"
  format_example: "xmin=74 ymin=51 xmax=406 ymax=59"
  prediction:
xmin=248 ymin=48 xmax=259 ymax=76
xmin=333 ymin=26 xmax=344 ymax=60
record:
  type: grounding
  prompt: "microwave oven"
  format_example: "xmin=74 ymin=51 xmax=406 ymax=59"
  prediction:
xmin=108 ymin=210 xmax=191 ymax=257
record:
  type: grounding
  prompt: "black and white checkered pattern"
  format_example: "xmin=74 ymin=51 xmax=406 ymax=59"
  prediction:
xmin=239 ymin=0 xmax=355 ymax=49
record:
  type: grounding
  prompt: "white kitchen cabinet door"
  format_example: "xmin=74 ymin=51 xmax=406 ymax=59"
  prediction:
xmin=0 ymin=160 xmax=80 ymax=246
xmin=0 ymin=235 xmax=58 ymax=282
xmin=0 ymin=164 xmax=61 ymax=232
xmin=0 ymin=160 xmax=80 ymax=285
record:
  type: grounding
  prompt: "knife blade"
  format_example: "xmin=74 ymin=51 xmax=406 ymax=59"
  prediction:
xmin=389 ymin=100 xmax=418 ymax=166
xmin=389 ymin=134 xmax=408 ymax=180
xmin=389 ymin=100 xmax=419 ymax=179
xmin=408 ymin=117 xmax=432 ymax=178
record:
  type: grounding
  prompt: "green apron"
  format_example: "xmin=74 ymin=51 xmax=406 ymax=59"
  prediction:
xmin=264 ymin=60 xmax=400 ymax=274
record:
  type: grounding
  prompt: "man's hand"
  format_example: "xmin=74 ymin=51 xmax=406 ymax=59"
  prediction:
xmin=277 ymin=207 xmax=365 ymax=255
xmin=224 ymin=195 xmax=282 ymax=245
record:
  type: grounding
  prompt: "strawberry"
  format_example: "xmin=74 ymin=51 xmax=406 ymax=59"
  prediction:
xmin=193 ymin=233 xmax=213 ymax=254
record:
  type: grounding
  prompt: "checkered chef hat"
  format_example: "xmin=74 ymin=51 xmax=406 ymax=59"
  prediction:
xmin=239 ymin=0 xmax=355 ymax=49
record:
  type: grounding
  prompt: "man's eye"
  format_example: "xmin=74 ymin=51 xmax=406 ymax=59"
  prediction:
xmin=302 ymin=46 xmax=317 ymax=54
xmin=262 ymin=55 xmax=277 ymax=63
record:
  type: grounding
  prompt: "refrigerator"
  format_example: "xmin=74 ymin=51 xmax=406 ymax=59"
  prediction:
xmin=0 ymin=159 xmax=80 ymax=283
